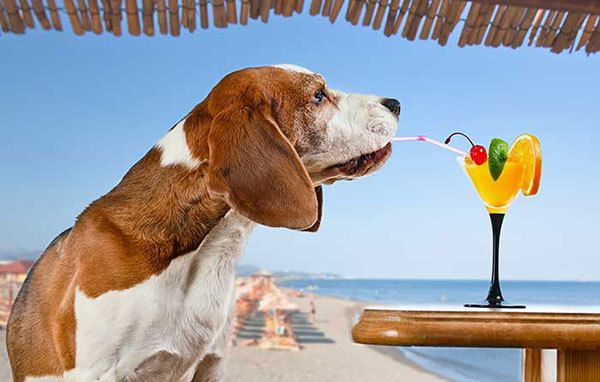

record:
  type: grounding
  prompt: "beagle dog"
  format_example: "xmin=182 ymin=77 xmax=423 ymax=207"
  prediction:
xmin=6 ymin=65 xmax=400 ymax=382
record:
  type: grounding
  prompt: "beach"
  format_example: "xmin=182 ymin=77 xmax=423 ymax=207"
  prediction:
xmin=225 ymin=292 xmax=444 ymax=382
xmin=0 ymin=292 xmax=443 ymax=382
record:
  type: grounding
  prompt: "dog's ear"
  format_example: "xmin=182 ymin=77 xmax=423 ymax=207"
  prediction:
xmin=207 ymin=103 xmax=319 ymax=230
xmin=303 ymin=186 xmax=323 ymax=232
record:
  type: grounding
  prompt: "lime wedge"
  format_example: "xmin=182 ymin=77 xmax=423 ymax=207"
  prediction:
xmin=488 ymin=138 xmax=509 ymax=181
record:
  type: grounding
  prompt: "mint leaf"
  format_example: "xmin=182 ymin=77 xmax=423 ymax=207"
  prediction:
xmin=488 ymin=138 xmax=508 ymax=181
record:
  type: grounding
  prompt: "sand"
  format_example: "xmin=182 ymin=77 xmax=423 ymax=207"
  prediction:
xmin=0 ymin=293 xmax=445 ymax=382
xmin=225 ymin=293 xmax=444 ymax=382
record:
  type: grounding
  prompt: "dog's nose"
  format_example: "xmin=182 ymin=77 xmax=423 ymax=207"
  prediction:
xmin=381 ymin=98 xmax=401 ymax=117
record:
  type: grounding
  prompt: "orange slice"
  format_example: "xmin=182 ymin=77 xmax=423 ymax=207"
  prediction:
xmin=507 ymin=134 xmax=542 ymax=196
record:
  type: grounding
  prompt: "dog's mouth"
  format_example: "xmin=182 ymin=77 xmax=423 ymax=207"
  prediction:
xmin=331 ymin=142 xmax=393 ymax=177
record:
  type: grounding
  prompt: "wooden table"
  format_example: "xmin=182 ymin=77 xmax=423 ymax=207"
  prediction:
xmin=352 ymin=306 xmax=600 ymax=382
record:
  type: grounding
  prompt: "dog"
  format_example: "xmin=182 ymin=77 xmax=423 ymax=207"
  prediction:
xmin=6 ymin=64 xmax=400 ymax=382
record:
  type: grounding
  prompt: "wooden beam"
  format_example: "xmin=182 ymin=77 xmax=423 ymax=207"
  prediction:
xmin=100 ymin=0 xmax=111 ymax=31
xmin=352 ymin=308 xmax=600 ymax=349
xmin=275 ymin=0 xmax=284 ymax=14
xmin=64 ymin=0 xmax=84 ymax=35
xmin=239 ymin=0 xmax=249 ymax=24
xmin=212 ymin=0 xmax=227 ymax=27
xmin=76 ymin=0 xmax=91 ymax=31
xmin=558 ymin=349 xmax=600 ymax=382
xmin=528 ymin=8 xmax=545 ymax=45
xmin=88 ymin=0 xmax=103 ymax=33
xmin=471 ymin=0 xmax=600 ymax=15
xmin=282 ymin=0 xmax=296 ymax=16
xmin=249 ymin=0 xmax=259 ymax=19
xmin=46 ymin=0 xmax=62 ymax=30
xmin=523 ymin=348 xmax=543 ymax=382
xmin=199 ymin=0 xmax=209 ymax=27
xmin=459 ymin=1 xmax=481 ymax=46
xmin=361 ymin=0 xmax=375 ymax=25
xmin=511 ymin=7 xmax=536 ymax=47
xmin=587 ymin=19 xmax=600 ymax=53
xmin=157 ymin=0 xmax=168 ymax=33
xmin=109 ymin=0 xmax=122 ymax=35
xmin=0 ymin=0 xmax=11 ymax=32
xmin=141 ymin=0 xmax=154 ymax=35
xmin=19 ymin=0 xmax=34 ymax=28
xmin=383 ymin=0 xmax=400 ymax=36
xmin=328 ymin=0 xmax=344 ymax=22
xmin=30 ymin=0 xmax=51 ymax=29
xmin=577 ymin=15 xmax=598 ymax=50
xmin=419 ymin=0 xmax=440 ymax=39
xmin=167 ymin=0 xmax=179 ymax=35
xmin=227 ymin=0 xmax=237 ymax=23
xmin=261 ymin=0 xmax=272 ymax=21
xmin=370 ymin=0 xmax=388 ymax=29
xmin=125 ymin=0 xmax=141 ymax=35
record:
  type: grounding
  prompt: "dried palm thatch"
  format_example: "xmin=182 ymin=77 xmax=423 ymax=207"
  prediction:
xmin=0 ymin=0 xmax=598 ymax=54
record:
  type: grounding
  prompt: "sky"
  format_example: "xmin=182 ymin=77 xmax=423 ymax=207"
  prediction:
xmin=1 ymin=13 xmax=599 ymax=280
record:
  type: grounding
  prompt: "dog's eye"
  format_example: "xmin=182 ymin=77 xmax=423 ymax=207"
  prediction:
xmin=313 ymin=90 xmax=325 ymax=104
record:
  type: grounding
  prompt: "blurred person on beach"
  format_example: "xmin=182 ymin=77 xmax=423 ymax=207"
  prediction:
xmin=310 ymin=298 xmax=316 ymax=323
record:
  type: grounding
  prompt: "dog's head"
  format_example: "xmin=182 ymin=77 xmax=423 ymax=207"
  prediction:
xmin=161 ymin=65 xmax=399 ymax=231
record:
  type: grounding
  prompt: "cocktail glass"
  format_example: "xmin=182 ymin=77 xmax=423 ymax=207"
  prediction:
xmin=460 ymin=157 xmax=526 ymax=308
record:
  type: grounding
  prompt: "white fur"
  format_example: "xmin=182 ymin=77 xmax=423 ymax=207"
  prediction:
xmin=304 ymin=89 xmax=398 ymax=172
xmin=33 ymin=211 xmax=254 ymax=382
xmin=156 ymin=118 xmax=201 ymax=169
xmin=272 ymin=65 xmax=397 ymax=167
xmin=272 ymin=64 xmax=314 ymax=75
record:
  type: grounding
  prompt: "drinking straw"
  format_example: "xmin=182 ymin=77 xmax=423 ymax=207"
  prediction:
xmin=392 ymin=136 xmax=468 ymax=156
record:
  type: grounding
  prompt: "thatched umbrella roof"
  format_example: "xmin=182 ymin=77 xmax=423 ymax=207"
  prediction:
xmin=1 ymin=0 xmax=598 ymax=54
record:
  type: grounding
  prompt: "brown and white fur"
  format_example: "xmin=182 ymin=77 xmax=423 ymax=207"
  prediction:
xmin=6 ymin=65 xmax=400 ymax=382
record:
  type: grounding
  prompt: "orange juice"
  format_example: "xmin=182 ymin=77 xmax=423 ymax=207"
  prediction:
xmin=464 ymin=159 xmax=525 ymax=214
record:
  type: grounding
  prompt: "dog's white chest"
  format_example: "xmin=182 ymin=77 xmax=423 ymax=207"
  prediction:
xmin=69 ymin=211 xmax=254 ymax=381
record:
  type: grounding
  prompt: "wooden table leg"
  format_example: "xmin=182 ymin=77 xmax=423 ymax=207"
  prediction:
xmin=558 ymin=349 xmax=600 ymax=382
xmin=523 ymin=348 xmax=542 ymax=382
xmin=523 ymin=349 xmax=557 ymax=382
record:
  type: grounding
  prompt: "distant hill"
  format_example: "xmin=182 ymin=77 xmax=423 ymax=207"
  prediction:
xmin=272 ymin=271 xmax=342 ymax=281
xmin=0 ymin=248 xmax=40 ymax=261
xmin=236 ymin=264 xmax=261 ymax=276
xmin=236 ymin=263 xmax=342 ymax=280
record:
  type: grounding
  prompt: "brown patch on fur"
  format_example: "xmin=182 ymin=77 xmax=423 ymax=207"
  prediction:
xmin=71 ymin=148 xmax=230 ymax=298
xmin=206 ymin=102 xmax=318 ymax=230
xmin=184 ymin=67 xmax=333 ymax=162
xmin=183 ymin=66 xmax=332 ymax=230
xmin=126 ymin=351 xmax=188 ymax=381
xmin=193 ymin=354 xmax=223 ymax=382
xmin=7 ymin=231 xmax=76 ymax=380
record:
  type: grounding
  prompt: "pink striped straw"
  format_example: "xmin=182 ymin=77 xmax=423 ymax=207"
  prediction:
xmin=392 ymin=136 xmax=468 ymax=157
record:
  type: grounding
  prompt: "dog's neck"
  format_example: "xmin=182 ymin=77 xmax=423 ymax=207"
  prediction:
xmin=86 ymin=144 xmax=230 ymax=261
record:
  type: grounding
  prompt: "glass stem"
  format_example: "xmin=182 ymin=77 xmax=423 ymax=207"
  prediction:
xmin=486 ymin=213 xmax=505 ymax=305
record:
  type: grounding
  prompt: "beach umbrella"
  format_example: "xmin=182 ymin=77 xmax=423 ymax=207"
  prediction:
xmin=258 ymin=291 xmax=299 ymax=312
xmin=1 ymin=0 xmax=598 ymax=54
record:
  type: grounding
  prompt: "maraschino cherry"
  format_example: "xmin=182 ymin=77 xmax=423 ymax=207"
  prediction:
xmin=445 ymin=132 xmax=487 ymax=165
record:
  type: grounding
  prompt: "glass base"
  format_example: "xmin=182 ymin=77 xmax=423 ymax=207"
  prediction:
xmin=464 ymin=301 xmax=526 ymax=309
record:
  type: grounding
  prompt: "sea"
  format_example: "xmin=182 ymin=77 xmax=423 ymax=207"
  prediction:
xmin=279 ymin=279 xmax=600 ymax=382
